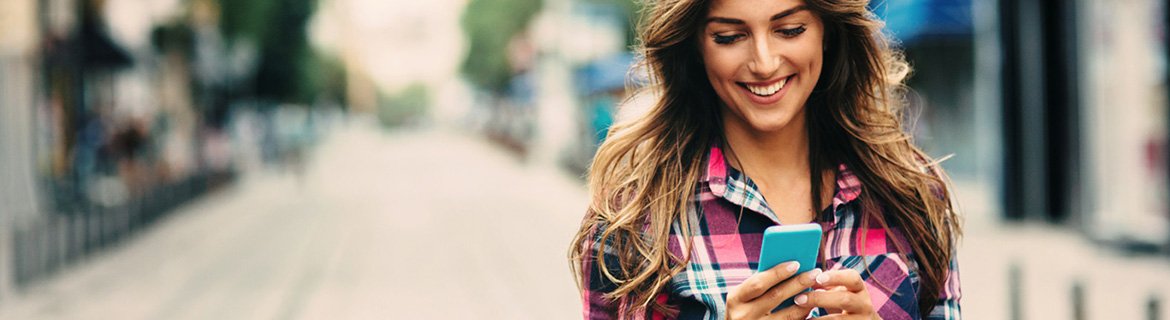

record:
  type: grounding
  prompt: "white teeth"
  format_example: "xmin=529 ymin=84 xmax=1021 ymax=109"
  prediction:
xmin=745 ymin=77 xmax=788 ymax=96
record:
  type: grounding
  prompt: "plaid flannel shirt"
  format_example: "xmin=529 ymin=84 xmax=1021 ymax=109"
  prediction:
xmin=579 ymin=144 xmax=961 ymax=320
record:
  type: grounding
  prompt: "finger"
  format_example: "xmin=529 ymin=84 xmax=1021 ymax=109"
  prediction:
xmin=752 ymin=268 xmax=823 ymax=308
xmin=817 ymin=289 xmax=844 ymax=314
xmin=809 ymin=314 xmax=870 ymax=320
xmin=794 ymin=290 xmax=873 ymax=315
xmin=730 ymin=261 xmax=802 ymax=303
xmin=736 ymin=268 xmax=822 ymax=318
xmin=810 ymin=269 xmax=866 ymax=292
xmin=763 ymin=303 xmax=815 ymax=320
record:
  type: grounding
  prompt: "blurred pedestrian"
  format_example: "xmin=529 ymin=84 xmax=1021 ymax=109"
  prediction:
xmin=111 ymin=117 xmax=149 ymax=195
xmin=570 ymin=0 xmax=962 ymax=319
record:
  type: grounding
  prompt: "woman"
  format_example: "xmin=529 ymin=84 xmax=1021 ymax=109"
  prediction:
xmin=569 ymin=0 xmax=962 ymax=319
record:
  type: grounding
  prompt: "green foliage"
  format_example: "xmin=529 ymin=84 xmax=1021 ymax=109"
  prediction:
xmin=377 ymin=84 xmax=430 ymax=127
xmin=217 ymin=0 xmax=279 ymax=43
xmin=216 ymin=0 xmax=320 ymax=104
xmin=459 ymin=0 xmax=543 ymax=92
xmin=304 ymin=51 xmax=348 ymax=107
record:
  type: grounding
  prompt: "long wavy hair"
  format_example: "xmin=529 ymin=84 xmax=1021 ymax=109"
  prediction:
xmin=569 ymin=0 xmax=962 ymax=318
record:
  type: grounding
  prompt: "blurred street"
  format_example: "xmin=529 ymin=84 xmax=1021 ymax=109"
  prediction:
xmin=5 ymin=118 xmax=1170 ymax=320
xmin=0 ymin=119 xmax=586 ymax=319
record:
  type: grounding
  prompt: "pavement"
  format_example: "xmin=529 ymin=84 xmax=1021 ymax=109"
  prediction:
xmin=0 ymin=121 xmax=588 ymax=319
xmin=3 ymin=119 xmax=1170 ymax=319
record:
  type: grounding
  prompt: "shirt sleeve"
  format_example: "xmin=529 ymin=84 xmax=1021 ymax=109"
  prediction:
xmin=579 ymin=222 xmax=624 ymax=319
xmin=579 ymin=222 xmax=677 ymax=320
xmin=924 ymin=251 xmax=962 ymax=320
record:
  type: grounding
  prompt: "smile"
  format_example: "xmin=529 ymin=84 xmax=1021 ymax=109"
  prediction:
xmin=739 ymin=75 xmax=793 ymax=97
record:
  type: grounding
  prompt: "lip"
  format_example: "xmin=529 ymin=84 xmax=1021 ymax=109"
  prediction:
xmin=737 ymin=75 xmax=794 ymax=105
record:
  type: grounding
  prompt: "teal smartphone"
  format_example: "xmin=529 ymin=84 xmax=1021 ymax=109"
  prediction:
xmin=757 ymin=223 xmax=822 ymax=311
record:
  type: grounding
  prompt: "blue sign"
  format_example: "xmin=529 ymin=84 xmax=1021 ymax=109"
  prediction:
xmin=869 ymin=0 xmax=973 ymax=44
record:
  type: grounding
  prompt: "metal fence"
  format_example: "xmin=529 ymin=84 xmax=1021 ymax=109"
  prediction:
xmin=10 ymin=170 xmax=236 ymax=290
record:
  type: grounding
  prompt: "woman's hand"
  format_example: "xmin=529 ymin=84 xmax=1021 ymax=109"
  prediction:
xmin=726 ymin=261 xmax=823 ymax=320
xmin=793 ymin=269 xmax=882 ymax=320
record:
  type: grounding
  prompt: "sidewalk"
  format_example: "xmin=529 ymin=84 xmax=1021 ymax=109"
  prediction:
xmin=955 ymin=180 xmax=1170 ymax=320
xmin=0 ymin=122 xmax=588 ymax=319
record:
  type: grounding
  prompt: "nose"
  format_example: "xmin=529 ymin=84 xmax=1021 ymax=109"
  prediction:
xmin=747 ymin=36 xmax=780 ymax=77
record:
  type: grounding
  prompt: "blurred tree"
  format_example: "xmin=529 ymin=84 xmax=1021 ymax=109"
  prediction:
xmin=216 ymin=0 xmax=319 ymax=105
xmin=377 ymin=83 xmax=429 ymax=127
xmin=460 ymin=0 xmax=543 ymax=92
xmin=305 ymin=51 xmax=348 ymax=108
xmin=217 ymin=0 xmax=278 ymax=42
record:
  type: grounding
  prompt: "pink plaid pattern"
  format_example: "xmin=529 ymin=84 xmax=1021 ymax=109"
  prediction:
xmin=577 ymin=144 xmax=961 ymax=320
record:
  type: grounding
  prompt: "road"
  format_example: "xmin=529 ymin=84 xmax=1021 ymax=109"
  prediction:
xmin=0 ymin=121 xmax=588 ymax=319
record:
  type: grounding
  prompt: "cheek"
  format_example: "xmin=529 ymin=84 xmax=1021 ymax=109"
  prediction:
xmin=799 ymin=37 xmax=824 ymax=82
xmin=701 ymin=45 xmax=743 ymax=84
xmin=808 ymin=50 xmax=822 ymax=79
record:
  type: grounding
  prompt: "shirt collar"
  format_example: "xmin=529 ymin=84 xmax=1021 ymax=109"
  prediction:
xmin=703 ymin=143 xmax=730 ymax=196
xmin=702 ymin=143 xmax=862 ymax=221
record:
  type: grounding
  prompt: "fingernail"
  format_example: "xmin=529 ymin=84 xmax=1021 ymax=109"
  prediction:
xmin=815 ymin=272 xmax=830 ymax=285
xmin=794 ymin=294 xmax=808 ymax=306
xmin=805 ymin=268 xmax=823 ymax=282
xmin=786 ymin=261 xmax=800 ymax=272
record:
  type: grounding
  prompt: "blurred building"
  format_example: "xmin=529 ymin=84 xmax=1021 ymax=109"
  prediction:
xmin=1 ymin=0 xmax=246 ymax=294
xmin=874 ymin=0 xmax=1170 ymax=251
xmin=0 ymin=0 xmax=43 ymax=218
xmin=0 ymin=0 xmax=44 ymax=298
xmin=992 ymin=0 xmax=1170 ymax=249
xmin=527 ymin=1 xmax=633 ymax=168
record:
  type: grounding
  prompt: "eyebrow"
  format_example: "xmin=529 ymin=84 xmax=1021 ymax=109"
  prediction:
xmin=705 ymin=5 xmax=808 ymax=25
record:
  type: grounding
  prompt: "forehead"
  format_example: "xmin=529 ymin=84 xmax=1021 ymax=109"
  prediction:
xmin=707 ymin=0 xmax=808 ymax=18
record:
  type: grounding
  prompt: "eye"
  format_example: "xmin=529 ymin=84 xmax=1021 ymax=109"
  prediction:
xmin=776 ymin=26 xmax=807 ymax=37
xmin=713 ymin=34 xmax=743 ymax=45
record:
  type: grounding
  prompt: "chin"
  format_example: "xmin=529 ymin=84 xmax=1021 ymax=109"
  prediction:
xmin=751 ymin=123 xmax=794 ymax=133
xmin=744 ymin=116 xmax=797 ymax=133
xmin=741 ymin=106 xmax=801 ymax=133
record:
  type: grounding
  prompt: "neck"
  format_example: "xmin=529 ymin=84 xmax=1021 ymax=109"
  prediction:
xmin=721 ymin=110 xmax=810 ymax=186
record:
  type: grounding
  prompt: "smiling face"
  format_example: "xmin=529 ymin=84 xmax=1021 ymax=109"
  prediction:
xmin=699 ymin=0 xmax=824 ymax=135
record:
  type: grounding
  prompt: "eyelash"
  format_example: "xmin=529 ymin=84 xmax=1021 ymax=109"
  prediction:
xmin=711 ymin=26 xmax=807 ymax=45
xmin=713 ymin=34 xmax=742 ymax=44
xmin=777 ymin=26 xmax=807 ymax=37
